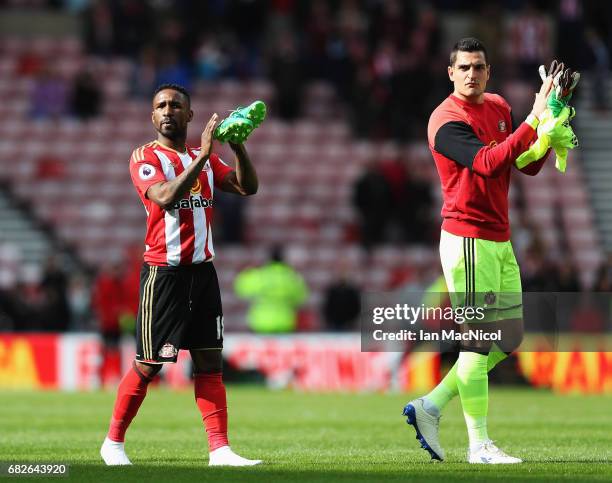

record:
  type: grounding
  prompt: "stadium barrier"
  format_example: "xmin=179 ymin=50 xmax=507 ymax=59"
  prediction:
xmin=0 ymin=333 xmax=610 ymax=393
xmin=0 ymin=333 xmax=438 ymax=392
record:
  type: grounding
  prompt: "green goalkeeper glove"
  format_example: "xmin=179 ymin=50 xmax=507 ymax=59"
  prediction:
xmin=539 ymin=62 xmax=580 ymax=116
xmin=515 ymin=106 xmax=578 ymax=172
xmin=556 ymin=68 xmax=580 ymax=100
xmin=545 ymin=105 xmax=578 ymax=172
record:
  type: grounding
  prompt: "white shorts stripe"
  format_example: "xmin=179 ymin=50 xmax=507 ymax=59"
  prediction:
xmin=141 ymin=266 xmax=156 ymax=360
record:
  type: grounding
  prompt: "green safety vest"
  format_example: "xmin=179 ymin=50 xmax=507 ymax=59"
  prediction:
xmin=234 ymin=262 xmax=308 ymax=333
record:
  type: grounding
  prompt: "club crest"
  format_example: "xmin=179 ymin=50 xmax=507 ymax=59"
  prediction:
xmin=159 ymin=343 xmax=177 ymax=358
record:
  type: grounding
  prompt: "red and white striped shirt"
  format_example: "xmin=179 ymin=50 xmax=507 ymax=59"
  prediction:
xmin=129 ymin=140 xmax=233 ymax=266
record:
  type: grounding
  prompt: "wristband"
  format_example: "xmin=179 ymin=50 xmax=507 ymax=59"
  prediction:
xmin=525 ymin=113 xmax=540 ymax=130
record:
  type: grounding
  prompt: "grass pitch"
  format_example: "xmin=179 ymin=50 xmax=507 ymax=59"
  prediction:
xmin=1 ymin=386 xmax=611 ymax=482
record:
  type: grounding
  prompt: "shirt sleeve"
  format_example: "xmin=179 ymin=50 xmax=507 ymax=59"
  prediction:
xmin=516 ymin=148 xmax=551 ymax=176
xmin=209 ymin=152 xmax=234 ymax=188
xmin=433 ymin=121 xmax=484 ymax=169
xmin=434 ymin=120 xmax=537 ymax=178
xmin=129 ymin=148 xmax=166 ymax=199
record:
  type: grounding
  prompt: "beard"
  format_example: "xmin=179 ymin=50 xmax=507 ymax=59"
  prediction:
xmin=158 ymin=123 xmax=186 ymax=141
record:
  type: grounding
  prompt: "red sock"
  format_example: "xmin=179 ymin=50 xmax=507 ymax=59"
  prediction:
xmin=194 ymin=373 xmax=229 ymax=452
xmin=107 ymin=362 xmax=152 ymax=442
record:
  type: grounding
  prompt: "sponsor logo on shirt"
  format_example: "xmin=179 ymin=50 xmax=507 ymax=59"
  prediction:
xmin=172 ymin=195 xmax=213 ymax=210
xmin=190 ymin=179 xmax=202 ymax=194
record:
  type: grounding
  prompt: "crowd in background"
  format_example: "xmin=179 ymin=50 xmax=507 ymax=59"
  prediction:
xmin=77 ymin=0 xmax=609 ymax=134
xmin=22 ymin=1 xmax=612 ymax=128
xmin=1 ymin=0 xmax=612 ymax=333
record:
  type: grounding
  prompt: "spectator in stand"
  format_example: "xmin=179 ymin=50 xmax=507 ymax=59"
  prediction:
xmin=585 ymin=28 xmax=610 ymax=112
xmin=376 ymin=152 xmax=434 ymax=244
xmin=235 ymin=246 xmax=308 ymax=333
xmin=583 ymin=256 xmax=612 ymax=332
xmin=195 ymin=35 xmax=228 ymax=81
xmin=555 ymin=0 xmax=585 ymax=70
xmin=369 ymin=38 xmax=396 ymax=137
xmin=369 ymin=0 xmax=411 ymax=50
xmin=378 ymin=150 xmax=408 ymax=209
xmin=388 ymin=5 xmax=441 ymax=141
xmin=511 ymin=211 xmax=537 ymax=263
xmin=352 ymin=158 xmax=394 ymax=249
xmin=268 ymin=30 xmax=303 ymax=121
xmin=40 ymin=256 xmax=70 ymax=331
xmin=157 ymin=17 xmax=189 ymax=56
xmin=336 ymin=0 xmax=368 ymax=40
xmin=228 ymin=0 xmax=267 ymax=52
xmin=130 ymin=45 xmax=158 ymax=98
xmin=67 ymin=272 xmax=91 ymax=331
xmin=116 ymin=244 xmax=142 ymax=340
xmin=508 ymin=1 xmax=551 ymax=83
xmin=213 ymin=190 xmax=246 ymax=244
xmin=322 ymin=262 xmax=361 ymax=331
xmin=345 ymin=43 xmax=376 ymax=137
xmin=400 ymin=169 xmax=434 ymax=245
xmin=16 ymin=50 xmax=44 ymax=77
xmin=156 ymin=50 xmax=192 ymax=91
xmin=14 ymin=265 xmax=47 ymax=331
xmin=593 ymin=255 xmax=612 ymax=291
xmin=303 ymin=0 xmax=333 ymax=79
xmin=30 ymin=65 xmax=68 ymax=119
xmin=92 ymin=263 xmax=124 ymax=386
xmin=70 ymin=68 xmax=103 ymax=120
xmin=112 ymin=0 xmax=154 ymax=58
xmin=569 ymin=293 xmax=606 ymax=333
xmin=471 ymin=2 xmax=504 ymax=82
xmin=521 ymin=239 xmax=563 ymax=292
xmin=35 ymin=154 xmax=66 ymax=179
xmin=411 ymin=4 xmax=442 ymax=62
xmin=82 ymin=0 xmax=114 ymax=57
xmin=557 ymin=262 xmax=581 ymax=292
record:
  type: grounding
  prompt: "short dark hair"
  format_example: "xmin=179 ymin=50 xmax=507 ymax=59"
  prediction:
xmin=153 ymin=83 xmax=191 ymax=106
xmin=449 ymin=37 xmax=488 ymax=66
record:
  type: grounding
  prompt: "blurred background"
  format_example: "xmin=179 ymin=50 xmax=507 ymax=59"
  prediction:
xmin=0 ymin=0 xmax=610 ymax=393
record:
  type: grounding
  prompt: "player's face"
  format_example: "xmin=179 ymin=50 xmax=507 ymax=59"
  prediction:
xmin=448 ymin=51 xmax=490 ymax=102
xmin=151 ymin=89 xmax=193 ymax=140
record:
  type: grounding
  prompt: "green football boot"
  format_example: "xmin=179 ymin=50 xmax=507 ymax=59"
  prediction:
xmin=213 ymin=115 xmax=254 ymax=144
xmin=213 ymin=100 xmax=267 ymax=144
xmin=234 ymin=100 xmax=267 ymax=128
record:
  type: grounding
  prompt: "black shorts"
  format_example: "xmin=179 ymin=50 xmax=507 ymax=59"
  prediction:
xmin=135 ymin=261 xmax=224 ymax=364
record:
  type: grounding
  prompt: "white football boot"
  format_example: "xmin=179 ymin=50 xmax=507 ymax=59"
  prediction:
xmin=208 ymin=446 xmax=262 ymax=466
xmin=403 ymin=398 xmax=445 ymax=461
xmin=100 ymin=437 xmax=132 ymax=465
xmin=468 ymin=440 xmax=522 ymax=464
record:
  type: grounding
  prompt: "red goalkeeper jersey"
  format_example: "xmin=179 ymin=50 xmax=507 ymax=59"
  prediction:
xmin=428 ymin=93 xmax=546 ymax=242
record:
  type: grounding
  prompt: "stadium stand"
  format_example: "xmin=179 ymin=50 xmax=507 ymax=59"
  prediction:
xmin=577 ymin=78 xmax=612 ymax=254
xmin=0 ymin=35 xmax=604 ymax=329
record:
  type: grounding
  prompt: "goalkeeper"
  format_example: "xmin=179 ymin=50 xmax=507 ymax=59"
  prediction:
xmin=402 ymin=38 xmax=578 ymax=465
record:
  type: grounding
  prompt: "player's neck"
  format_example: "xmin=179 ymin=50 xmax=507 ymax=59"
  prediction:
xmin=453 ymin=91 xmax=485 ymax=104
xmin=156 ymin=136 xmax=187 ymax=154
